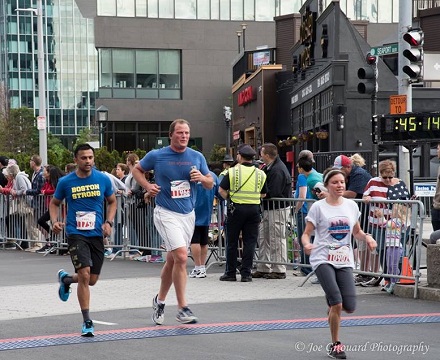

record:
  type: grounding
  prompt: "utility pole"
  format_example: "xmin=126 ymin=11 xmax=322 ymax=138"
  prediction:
xmin=398 ymin=0 xmax=414 ymax=193
xmin=36 ymin=0 xmax=48 ymax=165
xmin=17 ymin=1 xmax=48 ymax=165
xmin=398 ymin=0 xmax=413 ymax=109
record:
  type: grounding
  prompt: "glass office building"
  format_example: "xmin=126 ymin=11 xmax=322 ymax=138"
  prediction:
xmin=0 ymin=0 xmax=97 ymax=148
xmin=96 ymin=0 xmax=401 ymax=24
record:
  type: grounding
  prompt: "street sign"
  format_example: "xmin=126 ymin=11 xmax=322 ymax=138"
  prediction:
xmin=370 ymin=43 xmax=398 ymax=56
xmin=389 ymin=95 xmax=407 ymax=114
xmin=414 ymin=183 xmax=436 ymax=197
xmin=37 ymin=116 xmax=46 ymax=130
xmin=423 ymin=52 xmax=440 ymax=81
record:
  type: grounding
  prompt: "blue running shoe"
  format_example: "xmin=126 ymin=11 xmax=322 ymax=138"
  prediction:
xmin=81 ymin=320 xmax=94 ymax=337
xmin=57 ymin=269 xmax=71 ymax=302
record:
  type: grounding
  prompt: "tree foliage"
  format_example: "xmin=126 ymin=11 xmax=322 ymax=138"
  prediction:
xmin=0 ymin=107 xmax=38 ymax=154
xmin=74 ymin=128 xmax=98 ymax=149
xmin=209 ymin=144 xmax=226 ymax=162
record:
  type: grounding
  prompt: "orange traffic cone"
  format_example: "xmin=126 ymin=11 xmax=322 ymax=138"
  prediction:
xmin=399 ymin=256 xmax=415 ymax=285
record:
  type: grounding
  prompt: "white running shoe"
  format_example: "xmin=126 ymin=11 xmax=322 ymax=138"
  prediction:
xmin=189 ymin=269 xmax=207 ymax=278
xmin=189 ymin=268 xmax=198 ymax=278
xmin=152 ymin=295 xmax=165 ymax=325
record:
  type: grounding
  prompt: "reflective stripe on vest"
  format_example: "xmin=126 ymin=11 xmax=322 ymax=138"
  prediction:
xmin=229 ymin=164 xmax=266 ymax=204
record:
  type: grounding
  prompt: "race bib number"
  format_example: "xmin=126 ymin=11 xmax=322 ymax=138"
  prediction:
xmin=76 ymin=211 xmax=96 ymax=230
xmin=170 ymin=180 xmax=191 ymax=199
xmin=327 ymin=244 xmax=350 ymax=265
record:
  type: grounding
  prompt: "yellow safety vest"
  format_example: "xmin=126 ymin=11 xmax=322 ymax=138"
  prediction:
xmin=228 ymin=164 xmax=266 ymax=204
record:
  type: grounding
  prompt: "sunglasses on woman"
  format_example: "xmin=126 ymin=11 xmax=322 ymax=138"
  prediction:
xmin=381 ymin=176 xmax=393 ymax=180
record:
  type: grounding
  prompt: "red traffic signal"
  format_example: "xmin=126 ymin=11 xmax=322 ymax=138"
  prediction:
xmin=402 ymin=28 xmax=424 ymax=82
xmin=357 ymin=52 xmax=377 ymax=94
xmin=403 ymin=29 xmax=424 ymax=47
xmin=365 ymin=53 xmax=377 ymax=65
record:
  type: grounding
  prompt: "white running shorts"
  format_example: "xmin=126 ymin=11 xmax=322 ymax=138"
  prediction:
xmin=153 ymin=206 xmax=195 ymax=251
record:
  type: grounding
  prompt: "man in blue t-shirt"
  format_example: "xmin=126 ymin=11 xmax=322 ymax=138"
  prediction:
xmin=50 ymin=143 xmax=116 ymax=337
xmin=189 ymin=170 xmax=219 ymax=278
xmin=132 ymin=119 xmax=213 ymax=326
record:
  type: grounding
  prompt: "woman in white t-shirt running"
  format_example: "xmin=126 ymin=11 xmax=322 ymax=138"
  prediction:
xmin=302 ymin=168 xmax=377 ymax=359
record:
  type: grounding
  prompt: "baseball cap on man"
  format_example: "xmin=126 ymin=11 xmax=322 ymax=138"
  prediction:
xmin=333 ymin=155 xmax=351 ymax=169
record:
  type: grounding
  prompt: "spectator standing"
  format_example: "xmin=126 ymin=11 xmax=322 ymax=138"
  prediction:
xmin=36 ymin=165 xmax=65 ymax=253
xmin=350 ymin=153 xmax=366 ymax=168
xmin=124 ymin=153 xmax=147 ymax=257
xmin=219 ymin=154 xmax=235 ymax=180
xmin=297 ymin=157 xmax=323 ymax=282
xmin=5 ymin=164 xmax=33 ymax=249
xmin=377 ymin=203 xmax=408 ymax=294
xmin=333 ymin=154 xmax=372 ymax=284
xmin=252 ymin=143 xmax=291 ymax=279
xmin=132 ymin=119 xmax=213 ymax=325
xmin=64 ymin=163 xmax=77 ymax=174
xmin=189 ymin=170 xmax=220 ymax=278
xmin=432 ymin=143 xmax=440 ymax=231
xmin=50 ymin=144 xmax=116 ymax=337
xmin=294 ymin=150 xmax=315 ymax=276
xmin=0 ymin=156 xmax=9 ymax=243
xmin=302 ymin=169 xmax=377 ymax=359
xmin=217 ymin=154 xmax=235 ymax=248
xmin=115 ymin=163 xmax=129 ymax=184
xmin=26 ymin=155 xmax=45 ymax=250
xmin=0 ymin=156 xmax=8 ymax=187
xmin=333 ymin=155 xmax=372 ymax=199
xmin=218 ymin=144 xmax=267 ymax=282
xmin=0 ymin=165 xmax=22 ymax=249
xmin=362 ymin=159 xmax=410 ymax=287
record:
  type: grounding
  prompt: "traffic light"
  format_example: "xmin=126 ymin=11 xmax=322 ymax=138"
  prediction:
xmin=402 ymin=28 xmax=424 ymax=83
xmin=357 ymin=53 xmax=377 ymax=95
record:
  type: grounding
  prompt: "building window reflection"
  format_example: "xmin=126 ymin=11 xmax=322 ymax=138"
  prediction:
xmin=99 ymin=48 xmax=181 ymax=99
xmin=97 ymin=0 xmax=399 ymax=23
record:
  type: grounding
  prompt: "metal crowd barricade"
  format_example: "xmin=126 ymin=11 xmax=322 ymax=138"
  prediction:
xmin=249 ymin=197 xmax=424 ymax=299
xmin=0 ymin=191 xmax=426 ymax=298
xmin=0 ymin=193 xmax=67 ymax=253
xmin=118 ymin=193 xmax=160 ymax=260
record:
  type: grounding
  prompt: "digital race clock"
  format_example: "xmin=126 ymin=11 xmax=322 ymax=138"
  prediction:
xmin=377 ymin=113 xmax=440 ymax=143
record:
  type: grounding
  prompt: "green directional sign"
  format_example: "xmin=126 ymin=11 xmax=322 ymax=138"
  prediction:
xmin=370 ymin=43 xmax=398 ymax=56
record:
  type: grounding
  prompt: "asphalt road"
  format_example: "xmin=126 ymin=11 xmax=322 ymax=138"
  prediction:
xmin=0 ymin=250 xmax=439 ymax=360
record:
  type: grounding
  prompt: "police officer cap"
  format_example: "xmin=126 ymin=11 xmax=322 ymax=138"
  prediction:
xmin=222 ymin=154 xmax=234 ymax=163
xmin=238 ymin=144 xmax=256 ymax=157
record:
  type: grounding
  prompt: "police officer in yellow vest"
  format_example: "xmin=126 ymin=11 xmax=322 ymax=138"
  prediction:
xmin=218 ymin=144 xmax=267 ymax=282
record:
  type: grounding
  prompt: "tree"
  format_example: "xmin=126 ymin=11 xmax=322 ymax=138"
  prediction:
xmin=94 ymin=146 xmax=122 ymax=173
xmin=47 ymin=133 xmax=72 ymax=169
xmin=74 ymin=128 xmax=98 ymax=149
xmin=209 ymin=144 xmax=226 ymax=162
xmin=0 ymin=107 xmax=38 ymax=154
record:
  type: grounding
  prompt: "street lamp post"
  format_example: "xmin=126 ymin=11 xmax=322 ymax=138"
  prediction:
xmin=236 ymin=31 xmax=241 ymax=53
xmin=16 ymin=0 xmax=47 ymax=165
xmin=223 ymin=106 xmax=232 ymax=155
xmin=241 ymin=23 xmax=247 ymax=51
xmin=96 ymin=105 xmax=108 ymax=148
